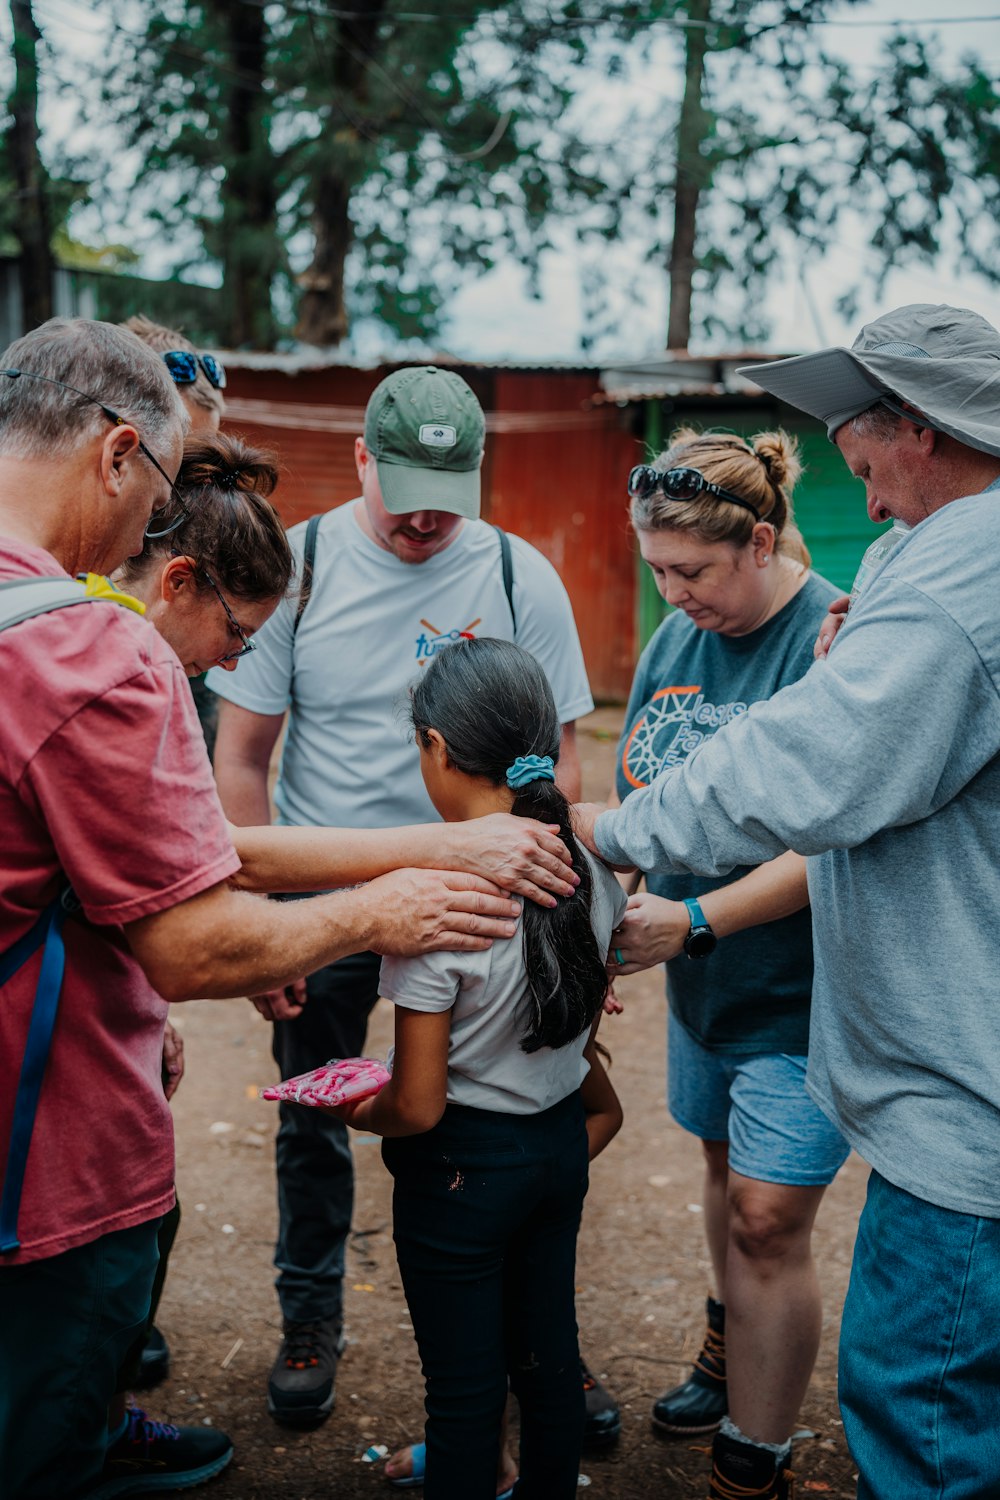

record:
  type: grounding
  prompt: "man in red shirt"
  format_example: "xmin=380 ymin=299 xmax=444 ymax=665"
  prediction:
xmin=0 ymin=319 xmax=525 ymax=1499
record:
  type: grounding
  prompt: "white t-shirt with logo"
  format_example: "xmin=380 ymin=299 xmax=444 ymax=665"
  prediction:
xmin=207 ymin=500 xmax=594 ymax=830
xmin=379 ymin=851 xmax=627 ymax=1113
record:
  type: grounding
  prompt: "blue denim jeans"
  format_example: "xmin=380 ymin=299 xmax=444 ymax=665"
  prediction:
xmin=271 ymin=949 xmax=382 ymax=1323
xmin=383 ymin=1093 xmax=589 ymax=1500
xmin=840 ymin=1171 xmax=1000 ymax=1499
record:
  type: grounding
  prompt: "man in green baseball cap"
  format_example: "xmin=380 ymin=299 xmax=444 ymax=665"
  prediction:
xmin=363 ymin=364 xmax=485 ymax=521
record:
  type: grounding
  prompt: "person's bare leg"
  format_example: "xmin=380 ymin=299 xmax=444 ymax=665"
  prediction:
xmin=723 ymin=1173 xmax=826 ymax=1445
xmin=701 ymin=1139 xmax=730 ymax=1297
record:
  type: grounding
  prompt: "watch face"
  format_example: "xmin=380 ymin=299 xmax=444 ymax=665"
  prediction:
xmin=684 ymin=926 xmax=717 ymax=959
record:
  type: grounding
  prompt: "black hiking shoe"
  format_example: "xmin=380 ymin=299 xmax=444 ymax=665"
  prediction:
xmin=652 ymin=1295 xmax=728 ymax=1436
xmin=581 ymin=1357 xmax=621 ymax=1447
xmin=132 ymin=1326 xmax=170 ymax=1391
xmin=267 ymin=1317 xmax=345 ymax=1428
xmin=88 ymin=1404 xmax=233 ymax=1496
xmin=708 ymin=1428 xmax=795 ymax=1499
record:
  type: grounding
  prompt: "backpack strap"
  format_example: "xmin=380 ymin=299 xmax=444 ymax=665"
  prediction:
xmin=293 ymin=515 xmax=323 ymax=637
xmin=493 ymin=525 xmax=516 ymax=636
xmin=0 ymin=887 xmax=80 ymax=1253
xmin=0 ymin=577 xmax=99 ymax=633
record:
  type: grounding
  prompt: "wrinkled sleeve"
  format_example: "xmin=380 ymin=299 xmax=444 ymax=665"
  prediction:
xmin=595 ymin=580 xmax=1000 ymax=877
xmin=379 ymin=951 xmax=463 ymax=1014
xmin=20 ymin=656 xmax=239 ymax=925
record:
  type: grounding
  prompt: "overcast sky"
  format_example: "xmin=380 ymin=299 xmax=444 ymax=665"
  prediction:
xmin=10 ymin=0 xmax=1000 ymax=359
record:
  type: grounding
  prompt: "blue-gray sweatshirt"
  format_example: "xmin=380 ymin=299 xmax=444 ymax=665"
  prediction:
xmin=596 ymin=484 xmax=1000 ymax=1217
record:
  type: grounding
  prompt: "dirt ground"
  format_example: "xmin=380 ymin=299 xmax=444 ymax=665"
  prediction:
xmin=158 ymin=709 xmax=867 ymax=1499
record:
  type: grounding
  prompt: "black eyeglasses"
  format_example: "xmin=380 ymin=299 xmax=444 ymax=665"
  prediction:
xmin=198 ymin=567 xmax=255 ymax=661
xmin=0 ymin=367 xmax=190 ymax=539
xmin=627 ymin=464 xmax=761 ymax=522
xmin=162 ymin=351 xmax=227 ymax=391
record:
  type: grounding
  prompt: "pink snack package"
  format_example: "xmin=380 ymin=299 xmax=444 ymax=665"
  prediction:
xmin=260 ymin=1056 xmax=392 ymax=1109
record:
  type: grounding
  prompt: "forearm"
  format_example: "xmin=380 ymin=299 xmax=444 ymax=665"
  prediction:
xmin=343 ymin=1079 xmax=444 ymax=1138
xmin=697 ymin=851 xmax=808 ymax=937
xmin=128 ymin=884 xmax=382 ymax=1002
xmin=232 ymin=822 xmax=466 ymax=894
xmin=216 ymin=758 xmax=272 ymax=827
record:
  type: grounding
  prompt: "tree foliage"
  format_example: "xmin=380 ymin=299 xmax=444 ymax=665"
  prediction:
xmin=10 ymin=0 xmax=998 ymax=350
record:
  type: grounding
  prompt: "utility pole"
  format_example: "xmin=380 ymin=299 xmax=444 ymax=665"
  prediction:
xmin=666 ymin=0 xmax=711 ymax=351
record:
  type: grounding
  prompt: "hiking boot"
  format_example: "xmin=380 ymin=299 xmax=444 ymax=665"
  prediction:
xmin=132 ymin=1326 xmax=170 ymax=1391
xmin=267 ymin=1316 xmax=345 ymax=1428
xmin=652 ymin=1295 xmax=727 ymax=1436
xmin=88 ymin=1404 xmax=233 ymax=1496
xmin=708 ymin=1428 xmax=795 ymax=1499
xmin=581 ymin=1357 xmax=621 ymax=1447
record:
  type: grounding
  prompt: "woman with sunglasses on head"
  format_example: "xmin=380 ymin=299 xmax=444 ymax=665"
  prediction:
xmin=606 ymin=430 xmax=848 ymax=1500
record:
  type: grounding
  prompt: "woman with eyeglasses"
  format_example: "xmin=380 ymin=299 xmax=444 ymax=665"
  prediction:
xmin=606 ymin=429 xmax=848 ymax=1500
xmin=117 ymin=433 xmax=285 ymax=677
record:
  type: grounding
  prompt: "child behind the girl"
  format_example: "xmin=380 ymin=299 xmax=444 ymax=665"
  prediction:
xmin=328 ymin=637 xmax=626 ymax=1500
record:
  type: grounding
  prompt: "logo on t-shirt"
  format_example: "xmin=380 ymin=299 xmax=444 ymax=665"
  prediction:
xmin=621 ymin=684 xmax=748 ymax=787
xmin=415 ymin=616 xmax=481 ymax=666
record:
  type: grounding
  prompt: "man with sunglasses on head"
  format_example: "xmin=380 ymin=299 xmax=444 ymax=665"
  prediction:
xmin=206 ymin=365 xmax=622 ymax=1456
xmin=577 ymin=303 xmax=1000 ymax=1499
xmin=0 ymin=322 xmax=534 ymax=1499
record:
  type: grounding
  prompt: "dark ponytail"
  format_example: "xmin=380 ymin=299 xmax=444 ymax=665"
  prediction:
xmin=410 ymin=637 xmax=609 ymax=1053
xmin=120 ymin=432 xmax=293 ymax=603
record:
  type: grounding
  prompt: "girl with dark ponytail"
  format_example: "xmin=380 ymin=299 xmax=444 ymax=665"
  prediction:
xmin=326 ymin=636 xmax=627 ymax=1500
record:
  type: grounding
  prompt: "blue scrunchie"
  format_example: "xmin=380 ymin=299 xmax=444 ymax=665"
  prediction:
xmin=506 ymin=755 xmax=556 ymax=790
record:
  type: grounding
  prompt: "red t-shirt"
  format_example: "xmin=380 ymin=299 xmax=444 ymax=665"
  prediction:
xmin=0 ymin=539 xmax=241 ymax=1263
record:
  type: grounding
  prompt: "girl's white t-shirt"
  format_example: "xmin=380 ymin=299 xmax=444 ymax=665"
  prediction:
xmin=379 ymin=852 xmax=627 ymax=1115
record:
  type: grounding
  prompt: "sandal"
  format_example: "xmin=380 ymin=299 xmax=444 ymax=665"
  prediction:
xmin=386 ymin=1442 xmax=515 ymax=1497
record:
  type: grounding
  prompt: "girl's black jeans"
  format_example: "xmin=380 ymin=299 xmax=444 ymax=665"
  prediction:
xmin=382 ymin=1090 xmax=589 ymax=1500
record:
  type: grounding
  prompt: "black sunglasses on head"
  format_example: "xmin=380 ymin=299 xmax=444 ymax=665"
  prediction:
xmin=162 ymin=351 xmax=226 ymax=391
xmin=0 ymin=367 xmax=189 ymax=539
xmin=627 ymin=464 xmax=761 ymax=522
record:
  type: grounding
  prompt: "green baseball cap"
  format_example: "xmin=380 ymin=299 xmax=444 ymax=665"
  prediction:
xmin=364 ymin=365 xmax=486 ymax=517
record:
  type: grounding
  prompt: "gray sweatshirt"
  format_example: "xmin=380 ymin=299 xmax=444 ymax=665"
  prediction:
xmin=596 ymin=483 xmax=1000 ymax=1217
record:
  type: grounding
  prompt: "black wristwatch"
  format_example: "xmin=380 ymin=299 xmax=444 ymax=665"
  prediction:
xmin=683 ymin=897 xmax=717 ymax=959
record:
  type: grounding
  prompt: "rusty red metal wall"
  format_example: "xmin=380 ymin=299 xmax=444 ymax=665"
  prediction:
xmin=222 ymin=365 xmax=640 ymax=700
xmin=486 ymin=373 xmax=639 ymax=702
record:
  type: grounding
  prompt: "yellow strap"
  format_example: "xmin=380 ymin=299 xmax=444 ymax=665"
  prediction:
xmin=78 ymin=573 xmax=146 ymax=616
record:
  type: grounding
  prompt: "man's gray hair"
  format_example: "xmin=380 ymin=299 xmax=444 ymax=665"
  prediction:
xmin=0 ymin=318 xmax=186 ymax=459
xmin=848 ymin=404 xmax=905 ymax=443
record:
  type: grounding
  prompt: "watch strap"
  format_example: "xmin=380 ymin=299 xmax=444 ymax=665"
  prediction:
xmin=683 ymin=896 xmax=710 ymax=932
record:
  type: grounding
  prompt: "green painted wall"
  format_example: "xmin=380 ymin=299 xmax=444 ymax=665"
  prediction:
xmin=636 ymin=397 xmax=886 ymax=649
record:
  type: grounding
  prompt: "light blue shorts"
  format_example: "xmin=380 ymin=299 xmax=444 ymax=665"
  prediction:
xmin=667 ymin=1010 xmax=850 ymax=1188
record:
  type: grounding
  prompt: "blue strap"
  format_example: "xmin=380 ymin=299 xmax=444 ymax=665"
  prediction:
xmin=683 ymin=896 xmax=710 ymax=931
xmin=0 ymin=896 xmax=69 ymax=1253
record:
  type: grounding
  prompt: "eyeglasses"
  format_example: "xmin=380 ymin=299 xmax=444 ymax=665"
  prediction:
xmin=162 ymin=351 xmax=227 ymax=391
xmin=627 ymin=464 xmax=761 ymax=522
xmin=0 ymin=367 xmax=190 ymax=539
xmin=198 ymin=566 xmax=255 ymax=661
